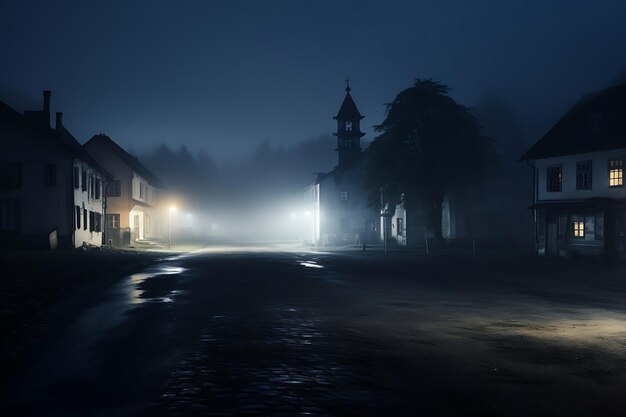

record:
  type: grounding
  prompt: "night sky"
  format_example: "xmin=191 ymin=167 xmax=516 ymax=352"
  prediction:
xmin=2 ymin=0 xmax=626 ymax=162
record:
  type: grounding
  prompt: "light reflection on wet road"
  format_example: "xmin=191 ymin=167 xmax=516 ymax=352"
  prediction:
xmin=5 ymin=249 xmax=386 ymax=417
xmin=5 ymin=248 xmax=626 ymax=417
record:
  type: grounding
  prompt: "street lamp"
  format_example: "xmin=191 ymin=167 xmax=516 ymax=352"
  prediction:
xmin=169 ymin=206 xmax=177 ymax=249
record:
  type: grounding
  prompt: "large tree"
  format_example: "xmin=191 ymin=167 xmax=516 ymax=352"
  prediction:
xmin=367 ymin=79 xmax=495 ymax=244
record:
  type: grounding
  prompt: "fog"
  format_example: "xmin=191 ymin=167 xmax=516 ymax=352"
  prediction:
xmin=139 ymin=135 xmax=339 ymax=242
xmin=136 ymin=91 xmax=544 ymax=244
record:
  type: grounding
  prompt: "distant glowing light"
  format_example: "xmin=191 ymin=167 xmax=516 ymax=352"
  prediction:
xmin=304 ymin=211 xmax=311 ymax=217
xmin=169 ymin=206 xmax=177 ymax=213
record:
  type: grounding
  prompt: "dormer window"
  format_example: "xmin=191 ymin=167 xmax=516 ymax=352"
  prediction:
xmin=345 ymin=121 xmax=352 ymax=131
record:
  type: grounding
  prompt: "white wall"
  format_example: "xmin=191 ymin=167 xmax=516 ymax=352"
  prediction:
xmin=536 ymin=148 xmax=626 ymax=201
xmin=73 ymin=160 xmax=105 ymax=247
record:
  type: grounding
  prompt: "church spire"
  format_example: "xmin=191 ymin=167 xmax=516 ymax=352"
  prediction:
xmin=333 ymin=81 xmax=365 ymax=167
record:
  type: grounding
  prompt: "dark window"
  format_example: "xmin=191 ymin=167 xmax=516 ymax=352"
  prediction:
xmin=345 ymin=121 xmax=353 ymax=131
xmin=75 ymin=206 xmax=81 ymax=230
xmin=397 ymin=218 xmax=403 ymax=236
xmin=0 ymin=163 xmax=22 ymax=188
xmin=90 ymin=176 xmax=96 ymax=199
xmin=0 ymin=199 xmax=21 ymax=230
xmin=95 ymin=178 xmax=101 ymax=199
xmin=89 ymin=211 xmax=95 ymax=232
xmin=44 ymin=163 xmax=57 ymax=186
xmin=609 ymin=159 xmax=623 ymax=187
xmin=340 ymin=190 xmax=349 ymax=201
xmin=107 ymin=180 xmax=121 ymax=197
xmin=107 ymin=214 xmax=120 ymax=229
xmin=73 ymin=166 xmax=80 ymax=189
xmin=546 ymin=166 xmax=562 ymax=192
xmin=576 ymin=161 xmax=592 ymax=190
xmin=596 ymin=215 xmax=604 ymax=240
xmin=83 ymin=208 xmax=88 ymax=230
xmin=81 ymin=170 xmax=87 ymax=192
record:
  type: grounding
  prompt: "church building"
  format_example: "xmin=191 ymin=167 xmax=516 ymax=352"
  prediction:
xmin=305 ymin=83 xmax=380 ymax=246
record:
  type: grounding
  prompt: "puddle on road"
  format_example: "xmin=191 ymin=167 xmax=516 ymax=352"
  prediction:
xmin=10 ymin=262 xmax=188 ymax=402
xmin=299 ymin=260 xmax=324 ymax=269
xmin=126 ymin=266 xmax=186 ymax=304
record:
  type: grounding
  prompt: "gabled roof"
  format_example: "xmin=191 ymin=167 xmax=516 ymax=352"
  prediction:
xmin=521 ymin=84 xmax=626 ymax=160
xmin=334 ymin=91 xmax=364 ymax=120
xmin=0 ymin=100 xmax=112 ymax=179
xmin=84 ymin=134 xmax=165 ymax=188
xmin=315 ymin=150 xmax=367 ymax=184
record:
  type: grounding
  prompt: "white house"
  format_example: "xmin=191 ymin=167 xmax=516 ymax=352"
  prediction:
xmin=84 ymin=134 xmax=166 ymax=247
xmin=0 ymin=91 xmax=110 ymax=249
xmin=521 ymin=84 xmax=626 ymax=256
xmin=306 ymin=84 xmax=380 ymax=246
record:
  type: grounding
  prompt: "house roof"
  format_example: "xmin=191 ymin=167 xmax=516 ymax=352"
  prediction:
xmin=0 ymin=100 xmax=112 ymax=179
xmin=521 ymin=84 xmax=626 ymax=160
xmin=84 ymin=134 xmax=165 ymax=188
xmin=315 ymin=150 xmax=367 ymax=184
xmin=334 ymin=91 xmax=364 ymax=120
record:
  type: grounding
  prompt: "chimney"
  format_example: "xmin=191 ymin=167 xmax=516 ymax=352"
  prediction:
xmin=43 ymin=90 xmax=51 ymax=115
xmin=55 ymin=112 xmax=63 ymax=131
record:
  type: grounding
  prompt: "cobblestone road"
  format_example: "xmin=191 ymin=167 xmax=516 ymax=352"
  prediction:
xmin=4 ymin=247 xmax=626 ymax=417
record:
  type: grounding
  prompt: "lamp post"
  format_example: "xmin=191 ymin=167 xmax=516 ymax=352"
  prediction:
xmin=169 ymin=206 xmax=177 ymax=249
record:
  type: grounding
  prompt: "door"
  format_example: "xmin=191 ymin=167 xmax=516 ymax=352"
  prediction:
xmin=133 ymin=214 xmax=140 ymax=241
xmin=605 ymin=209 xmax=616 ymax=251
xmin=546 ymin=222 xmax=558 ymax=256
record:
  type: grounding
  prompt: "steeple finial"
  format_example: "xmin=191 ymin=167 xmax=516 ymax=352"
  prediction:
xmin=345 ymin=79 xmax=351 ymax=92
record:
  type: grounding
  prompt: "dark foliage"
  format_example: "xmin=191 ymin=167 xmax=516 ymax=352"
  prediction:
xmin=367 ymin=79 xmax=496 ymax=243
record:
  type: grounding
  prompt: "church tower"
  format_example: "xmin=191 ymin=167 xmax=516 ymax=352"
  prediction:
xmin=333 ymin=80 xmax=365 ymax=167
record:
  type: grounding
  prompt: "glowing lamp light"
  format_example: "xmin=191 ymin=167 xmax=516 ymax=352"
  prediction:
xmin=304 ymin=211 xmax=311 ymax=217
xmin=169 ymin=206 xmax=177 ymax=213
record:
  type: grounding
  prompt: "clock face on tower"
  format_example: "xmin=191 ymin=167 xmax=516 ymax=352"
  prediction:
xmin=345 ymin=121 xmax=352 ymax=131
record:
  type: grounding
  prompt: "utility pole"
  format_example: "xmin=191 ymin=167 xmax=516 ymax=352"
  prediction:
xmin=380 ymin=185 xmax=388 ymax=254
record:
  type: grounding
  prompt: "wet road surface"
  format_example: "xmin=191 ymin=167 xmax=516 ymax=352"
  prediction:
xmin=4 ymin=247 xmax=626 ymax=416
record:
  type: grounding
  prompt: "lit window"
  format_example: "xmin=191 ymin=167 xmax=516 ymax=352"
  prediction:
xmin=609 ymin=159 xmax=623 ymax=187
xmin=345 ymin=121 xmax=352 ymax=131
xmin=546 ymin=166 xmax=561 ymax=192
xmin=340 ymin=190 xmax=349 ymax=201
xmin=573 ymin=221 xmax=584 ymax=238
